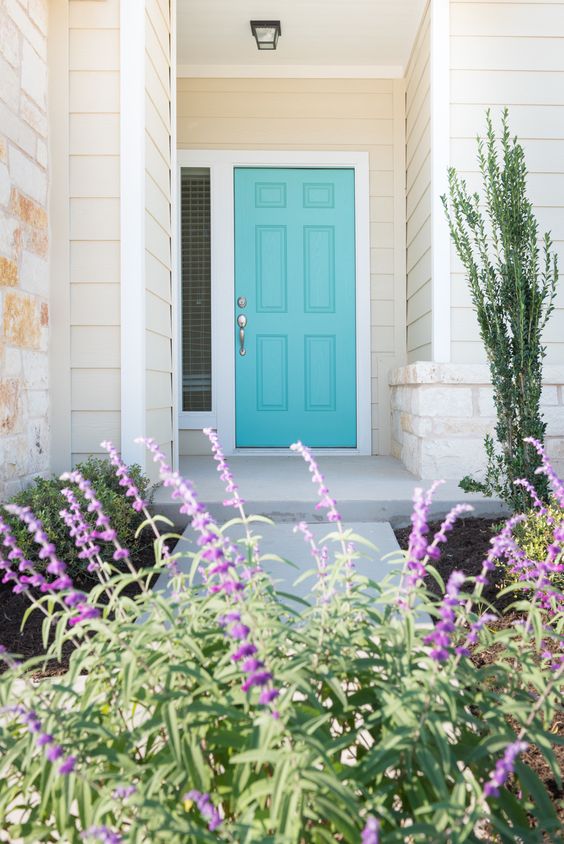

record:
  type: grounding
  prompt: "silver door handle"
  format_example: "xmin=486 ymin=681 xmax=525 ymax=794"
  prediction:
xmin=237 ymin=314 xmax=247 ymax=356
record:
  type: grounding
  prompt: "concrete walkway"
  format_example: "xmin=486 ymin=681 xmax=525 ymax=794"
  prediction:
xmin=155 ymin=520 xmax=404 ymax=606
xmin=153 ymin=454 xmax=507 ymax=528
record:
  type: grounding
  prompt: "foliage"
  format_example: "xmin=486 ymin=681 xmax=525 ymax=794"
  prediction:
xmin=442 ymin=109 xmax=558 ymax=510
xmin=506 ymin=503 xmax=564 ymax=601
xmin=0 ymin=436 xmax=562 ymax=844
xmin=3 ymin=457 xmax=152 ymax=586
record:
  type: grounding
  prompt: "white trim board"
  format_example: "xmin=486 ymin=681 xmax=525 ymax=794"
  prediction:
xmin=430 ymin=0 xmax=451 ymax=363
xmin=120 ymin=0 xmax=147 ymax=467
xmin=177 ymin=64 xmax=404 ymax=79
xmin=176 ymin=149 xmax=372 ymax=457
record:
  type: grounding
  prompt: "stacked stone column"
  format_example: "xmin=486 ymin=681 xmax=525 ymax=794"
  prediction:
xmin=0 ymin=0 xmax=49 ymax=499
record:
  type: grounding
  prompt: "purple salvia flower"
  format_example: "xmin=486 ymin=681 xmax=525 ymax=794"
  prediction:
xmin=69 ymin=604 xmax=100 ymax=626
xmin=361 ymin=816 xmax=380 ymax=844
xmin=290 ymin=441 xmax=341 ymax=522
xmin=514 ymin=477 xmax=551 ymax=520
xmin=59 ymin=471 xmax=123 ymax=549
xmin=2 ymin=510 xmax=99 ymax=631
xmin=203 ymin=427 xmax=245 ymax=509
xmin=427 ymin=503 xmax=474 ymax=561
xmin=4 ymin=505 xmax=68 ymax=593
xmin=476 ymin=514 xmax=527 ymax=587
xmin=424 ymin=570 xmax=466 ymax=661
xmin=113 ymin=785 xmax=137 ymax=799
xmin=81 ymin=827 xmax=122 ymax=844
xmin=59 ymin=487 xmax=101 ymax=565
xmin=241 ymin=670 xmax=272 ymax=691
xmin=231 ymin=642 xmax=258 ymax=661
xmin=8 ymin=706 xmax=76 ymax=774
xmin=400 ymin=481 xmax=445 ymax=600
xmin=525 ymin=437 xmax=564 ymax=507
xmin=185 ymin=790 xmax=222 ymax=832
xmin=59 ymin=755 xmax=77 ymax=775
xmin=483 ymin=740 xmax=528 ymax=799
xmin=456 ymin=612 xmax=497 ymax=657
xmin=101 ymin=441 xmax=146 ymax=513
xmin=259 ymin=688 xmax=280 ymax=705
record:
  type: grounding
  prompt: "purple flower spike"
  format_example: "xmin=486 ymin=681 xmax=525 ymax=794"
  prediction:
xmin=290 ymin=442 xmax=341 ymax=523
xmin=426 ymin=503 xmax=473 ymax=561
xmin=525 ymin=437 xmax=564 ymax=507
xmin=399 ymin=481 xmax=445 ymax=601
xmin=424 ymin=570 xmax=466 ymax=661
xmin=483 ymin=740 xmax=528 ymax=799
xmin=362 ymin=816 xmax=380 ymax=844
xmin=184 ymin=789 xmax=222 ymax=832
xmin=203 ymin=428 xmax=245 ymax=510
xmin=101 ymin=441 xmax=147 ymax=513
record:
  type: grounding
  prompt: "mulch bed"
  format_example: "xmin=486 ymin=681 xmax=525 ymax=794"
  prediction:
xmin=394 ymin=516 xmax=505 ymax=607
xmin=395 ymin=516 xmax=564 ymax=827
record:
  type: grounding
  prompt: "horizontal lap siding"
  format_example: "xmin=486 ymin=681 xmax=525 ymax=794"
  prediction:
xmin=405 ymin=2 xmax=432 ymax=363
xmin=450 ymin=0 xmax=564 ymax=364
xmin=177 ymin=77 xmax=398 ymax=455
xmin=145 ymin=0 xmax=173 ymax=472
xmin=68 ymin=0 xmax=121 ymax=463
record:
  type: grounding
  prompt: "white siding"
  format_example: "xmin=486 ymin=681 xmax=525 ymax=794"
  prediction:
xmin=450 ymin=0 xmax=564 ymax=365
xmin=405 ymin=1 xmax=432 ymax=363
xmin=177 ymin=76 xmax=405 ymax=455
xmin=68 ymin=0 xmax=121 ymax=462
xmin=145 ymin=0 xmax=173 ymax=470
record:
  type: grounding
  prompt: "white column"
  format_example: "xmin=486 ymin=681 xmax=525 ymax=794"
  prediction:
xmin=430 ymin=0 xmax=451 ymax=363
xmin=120 ymin=0 xmax=147 ymax=466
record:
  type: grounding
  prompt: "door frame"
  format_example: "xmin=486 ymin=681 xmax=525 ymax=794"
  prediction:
xmin=177 ymin=149 xmax=371 ymax=456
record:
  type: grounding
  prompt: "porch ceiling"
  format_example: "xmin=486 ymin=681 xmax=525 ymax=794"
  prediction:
xmin=177 ymin=0 xmax=426 ymax=77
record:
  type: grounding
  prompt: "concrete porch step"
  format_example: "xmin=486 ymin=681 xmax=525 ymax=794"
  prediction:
xmin=152 ymin=454 xmax=507 ymax=529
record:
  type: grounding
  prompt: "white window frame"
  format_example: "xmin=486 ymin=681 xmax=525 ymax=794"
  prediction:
xmin=177 ymin=149 xmax=371 ymax=456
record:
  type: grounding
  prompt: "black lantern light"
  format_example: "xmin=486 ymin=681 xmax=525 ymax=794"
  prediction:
xmin=250 ymin=20 xmax=281 ymax=51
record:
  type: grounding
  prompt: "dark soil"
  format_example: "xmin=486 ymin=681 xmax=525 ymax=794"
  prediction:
xmin=395 ymin=517 xmax=564 ymax=828
xmin=394 ymin=516 xmax=507 ymax=608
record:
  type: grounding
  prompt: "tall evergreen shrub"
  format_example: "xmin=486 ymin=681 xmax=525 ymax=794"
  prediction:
xmin=442 ymin=110 xmax=558 ymax=509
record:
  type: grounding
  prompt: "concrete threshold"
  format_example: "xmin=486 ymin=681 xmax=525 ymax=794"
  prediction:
xmin=152 ymin=454 xmax=507 ymax=529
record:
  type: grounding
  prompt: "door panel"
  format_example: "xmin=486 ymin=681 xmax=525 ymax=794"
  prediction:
xmin=234 ymin=167 xmax=356 ymax=448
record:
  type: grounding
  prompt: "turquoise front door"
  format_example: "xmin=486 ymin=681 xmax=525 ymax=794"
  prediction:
xmin=234 ymin=168 xmax=357 ymax=448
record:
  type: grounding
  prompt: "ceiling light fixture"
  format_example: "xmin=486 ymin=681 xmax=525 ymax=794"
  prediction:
xmin=250 ymin=20 xmax=281 ymax=51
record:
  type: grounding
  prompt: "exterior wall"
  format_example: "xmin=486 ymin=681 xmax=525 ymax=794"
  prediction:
xmin=68 ymin=0 xmax=121 ymax=464
xmin=145 ymin=0 xmax=174 ymax=469
xmin=176 ymin=76 xmax=407 ymax=455
xmin=449 ymin=0 xmax=564 ymax=365
xmin=0 ymin=0 xmax=49 ymax=500
xmin=390 ymin=2 xmax=564 ymax=481
xmin=405 ymin=1 xmax=432 ymax=363
xmin=390 ymin=363 xmax=564 ymax=479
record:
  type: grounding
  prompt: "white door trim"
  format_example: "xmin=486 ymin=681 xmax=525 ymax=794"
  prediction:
xmin=176 ymin=149 xmax=371 ymax=456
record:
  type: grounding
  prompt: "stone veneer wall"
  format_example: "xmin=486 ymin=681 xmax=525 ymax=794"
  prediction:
xmin=0 ymin=0 xmax=49 ymax=500
xmin=390 ymin=363 xmax=564 ymax=480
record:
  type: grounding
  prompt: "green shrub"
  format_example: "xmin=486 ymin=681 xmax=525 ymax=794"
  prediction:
xmin=442 ymin=110 xmax=558 ymax=510
xmin=4 ymin=457 xmax=152 ymax=586
xmin=0 ymin=439 xmax=562 ymax=843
